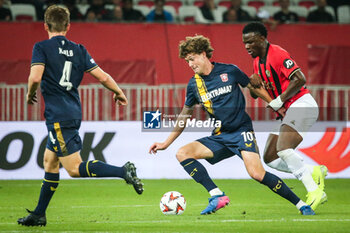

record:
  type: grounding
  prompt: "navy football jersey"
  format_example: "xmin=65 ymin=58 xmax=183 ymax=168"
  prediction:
xmin=185 ymin=62 xmax=252 ymax=133
xmin=31 ymin=35 xmax=98 ymax=123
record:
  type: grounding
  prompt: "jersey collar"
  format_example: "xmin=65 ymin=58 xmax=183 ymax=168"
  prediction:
xmin=259 ymin=42 xmax=270 ymax=64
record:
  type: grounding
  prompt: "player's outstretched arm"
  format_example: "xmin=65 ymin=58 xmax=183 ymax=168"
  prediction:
xmin=247 ymin=82 xmax=273 ymax=103
xmin=26 ymin=65 xmax=44 ymax=105
xmin=149 ymin=105 xmax=193 ymax=154
xmin=89 ymin=67 xmax=128 ymax=105
xmin=247 ymin=82 xmax=286 ymax=117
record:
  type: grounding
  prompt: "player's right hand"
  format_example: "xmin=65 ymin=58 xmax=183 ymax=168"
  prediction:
xmin=26 ymin=92 xmax=37 ymax=105
xmin=149 ymin=142 xmax=168 ymax=154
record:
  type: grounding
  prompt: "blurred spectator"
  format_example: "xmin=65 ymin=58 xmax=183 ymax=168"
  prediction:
xmin=199 ymin=0 xmax=215 ymax=21
xmin=146 ymin=0 xmax=173 ymax=23
xmin=195 ymin=0 xmax=223 ymax=23
xmin=0 ymin=0 xmax=12 ymax=21
xmin=223 ymin=0 xmax=253 ymax=22
xmin=111 ymin=5 xmax=123 ymax=21
xmin=223 ymin=8 xmax=237 ymax=23
xmin=197 ymin=0 xmax=216 ymax=22
xmin=85 ymin=8 xmax=98 ymax=21
xmin=306 ymin=0 xmax=334 ymax=23
xmin=256 ymin=9 xmax=278 ymax=30
xmin=122 ymin=0 xmax=145 ymax=22
xmin=273 ymin=0 xmax=299 ymax=24
xmin=110 ymin=0 xmax=122 ymax=6
xmin=85 ymin=0 xmax=110 ymax=21
xmin=327 ymin=0 xmax=350 ymax=21
xmin=11 ymin=0 xmax=45 ymax=20
xmin=63 ymin=0 xmax=84 ymax=21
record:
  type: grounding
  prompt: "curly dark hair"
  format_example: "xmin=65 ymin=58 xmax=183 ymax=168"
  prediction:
xmin=179 ymin=35 xmax=214 ymax=59
xmin=242 ymin=22 xmax=268 ymax=38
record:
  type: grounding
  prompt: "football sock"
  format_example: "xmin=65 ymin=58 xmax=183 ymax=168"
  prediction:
xmin=78 ymin=160 xmax=125 ymax=178
xmin=296 ymin=200 xmax=307 ymax=210
xmin=260 ymin=171 xmax=300 ymax=205
xmin=33 ymin=172 xmax=59 ymax=216
xmin=267 ymin=158 xmax=314 ymax=174
xmin=277 ymin=149 xmax=318 ymax=192
xmin=180 ymin=158 xmax=217 ymax=192
xmin=267 ymin=158 xmax=291 ymax=173
xmin=209 ymin=188 xmax=224 ymax=196
xmin=305 ymin=164 xmax=315 ymax=173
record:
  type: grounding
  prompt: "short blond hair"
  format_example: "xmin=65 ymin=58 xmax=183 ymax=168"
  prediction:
xmin=179 ymin=35 xmax=214 ymax=59
xmin=44 ymin=5 xmax=70 ymax=32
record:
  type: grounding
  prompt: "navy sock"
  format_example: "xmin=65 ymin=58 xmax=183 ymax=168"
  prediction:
xmin=180 ymin=158 xmax=217 ymax=192
xmin=78 ymin=160 xmax=125 ymax=178
xmin=260 ymin=172 xmax=300 ymax=205
xmin=33 ymin=172 xmax=59 ymax=216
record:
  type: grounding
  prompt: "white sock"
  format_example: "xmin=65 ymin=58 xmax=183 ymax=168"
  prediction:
xmin=209 ymin=188 xmax=223 ymax=196
xmin=267 ymin=158 xmax=315 ymax=176
xmin=277 ymin=149 xmax=318 ymax=192
xmin=296 ymin=200 xmax=307 ymax=210
xmin=267 ymin=158 xmax=291 ymax=173
xmin=305 ymin=164 xmax=315 ymax=174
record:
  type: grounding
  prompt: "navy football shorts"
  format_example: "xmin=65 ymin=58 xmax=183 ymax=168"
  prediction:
xmin=46 ymin=120 xmax=82 ymax=157
xmin=197 ymin=127 xmax=259 ymax=165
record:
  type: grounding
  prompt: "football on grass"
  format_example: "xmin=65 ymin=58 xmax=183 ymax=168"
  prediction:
xmin=159 ymin=191 xmax=186 ymax=215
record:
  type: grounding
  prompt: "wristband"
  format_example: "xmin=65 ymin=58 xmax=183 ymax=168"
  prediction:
xmin=268 ymin=96 xmax=284 ymax=111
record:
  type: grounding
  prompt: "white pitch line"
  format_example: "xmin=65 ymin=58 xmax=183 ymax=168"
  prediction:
xmin=1 ymin=219 xmax=350 ymax=226
xmin=85 ymin=219 xmax=350 ymax=224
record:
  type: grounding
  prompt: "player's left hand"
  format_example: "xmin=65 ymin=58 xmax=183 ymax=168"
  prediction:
xmin=277 ymin=107 xmax=286 ymax=118
xmin=249 ymin=73 xmax=263 ymax=88
xmin=114 ymin=93 xmax=128 ymax=106
xmin=26 ymin=92 xmax=37 ymax=105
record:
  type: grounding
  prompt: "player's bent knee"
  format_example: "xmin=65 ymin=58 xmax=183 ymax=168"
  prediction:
xmin=66 ymin=168 xmax=81 ymax=177
xmin=176 ymin=147 xmax=193 ymax=162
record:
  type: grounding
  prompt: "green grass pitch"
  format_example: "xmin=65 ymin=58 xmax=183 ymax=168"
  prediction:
xmin=1 ymin=179 xmax=349 ymax=232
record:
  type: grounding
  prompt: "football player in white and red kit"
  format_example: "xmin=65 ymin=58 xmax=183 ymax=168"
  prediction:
xmin=242 ymin=22 xmax=327 ymax=212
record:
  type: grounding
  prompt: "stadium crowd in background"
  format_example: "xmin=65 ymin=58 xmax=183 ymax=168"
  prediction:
xmin=306 ymin=0 xmax=334 ymax=22
xmin=223 ymin=0 xmax=253 ymax=22
xmin=146 ymin=0 xmax=173 ymax=22
xmin=1 ymin=0 xmax=349 ymax=23
xmin=273 ymin=0 xmax=299 ymax=24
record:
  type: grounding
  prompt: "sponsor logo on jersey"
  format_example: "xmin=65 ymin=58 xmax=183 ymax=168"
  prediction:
xmin=200 ymin=85 xmax=232 ymax=102
xmin=220 ymin=73 xmax=228 ymax=82
xmin=283 ymin=59 xmax=295 ymax=69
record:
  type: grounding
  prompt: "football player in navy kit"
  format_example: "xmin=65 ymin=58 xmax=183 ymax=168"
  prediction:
xmin=242 ymin=22 xmax=327 ymax=212
xmin=18 ymin=5 xmax=143 ymax=227
xmin=149 ymin=35 xmax=314 ymax=215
